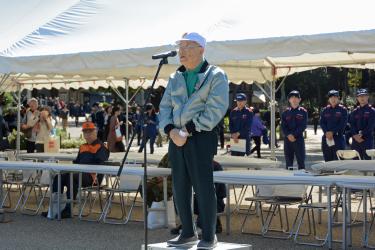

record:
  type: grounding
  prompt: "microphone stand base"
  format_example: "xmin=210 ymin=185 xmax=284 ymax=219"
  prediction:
xmin=142 ymin=242 xmax=252 ymax=250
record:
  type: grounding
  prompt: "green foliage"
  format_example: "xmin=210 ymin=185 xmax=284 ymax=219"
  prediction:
xmin=223 ymin=116 xmax=229 ymax=133
xmin=347 ymin=69 xmax=362 ymax=88
xmin=3 ymin=92 xmax=14 ymax=106
xmin=61 ymin=138 xmax=85 ymax=149
xmin=2 ymin=92 xmax=17 ymax=116
xmin=8 ymin=129 xmax=26 ymax=150
xmin=55 ymin=128 xmax=67 ymax=139
xmin=344 ymin=96 xmax=357 ymax=108
xmin=277 ymin=67 xmax=375 ymax=109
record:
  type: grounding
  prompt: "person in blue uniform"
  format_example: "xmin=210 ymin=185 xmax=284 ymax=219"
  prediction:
xmin=349 ymin=89 xmax=375 ymax=160
xmin=281 ymin=90 xmax=308 ymax=169
xmin=138 ymin=103 xmax=159 ymax=154
xmin=320 ymin=90 xmax=348 ymax=161
xmin=229 ymin=93 xmax=253 ymax=156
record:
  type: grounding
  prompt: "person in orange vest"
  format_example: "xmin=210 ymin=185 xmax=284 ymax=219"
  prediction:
xmin=42 ymin=121 xmax=109 ymax=219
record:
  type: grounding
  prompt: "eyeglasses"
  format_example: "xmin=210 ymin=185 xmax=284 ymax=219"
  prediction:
xmin=175 ymin=45 xmax=201 ymax=51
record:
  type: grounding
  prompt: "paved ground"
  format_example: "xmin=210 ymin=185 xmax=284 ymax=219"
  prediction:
xmin=0 ymin=118 xmax=371 ymax=249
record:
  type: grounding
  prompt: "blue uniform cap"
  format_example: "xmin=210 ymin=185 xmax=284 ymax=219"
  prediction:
xmin=327 ymin=90 xmax=339 ymax=98
xmin=287 ymin=90 xmax=301 ymax=99
xmin=235 ymin=93 xmax=247 ymax=101
xmin=356 ymin=88 xmax=369 ymax=96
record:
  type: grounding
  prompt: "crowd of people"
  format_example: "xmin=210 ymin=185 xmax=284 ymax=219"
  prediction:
xmin=0 ymin=94 xmax=161 ymax=155
xmin=228 ymin=88 xmax=375 ymax=169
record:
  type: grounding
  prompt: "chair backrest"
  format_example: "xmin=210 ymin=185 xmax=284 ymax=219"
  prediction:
xmin=336 ymin=150 xmax=361 ymax=160
xmin=21 ymin=159 xmax=38 ymax=182
xmin=37 ymin=159 xmax=58 ymax=185
xmin=5 ymin=150 xmax=16 ymax=161
xmin=257 ymin=185 xmax=306 ymax=199
xmin=119 ymin=175 xmax=141 ymax=191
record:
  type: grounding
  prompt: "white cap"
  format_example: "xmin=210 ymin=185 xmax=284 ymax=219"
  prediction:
xmin=27 ymin=97 xmax=38 ymax=104
xmin=176 ymin=32 xmax=206 ymax=48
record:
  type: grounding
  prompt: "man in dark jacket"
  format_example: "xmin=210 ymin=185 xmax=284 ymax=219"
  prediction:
xmin=42 ymin=121 xmax=109 ymax=218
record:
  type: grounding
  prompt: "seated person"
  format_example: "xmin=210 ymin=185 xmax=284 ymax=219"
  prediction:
xmin=144 ymin=153 xmax=173 ymax=207
xmin=42 ymin=121 xmax=109 ymax=218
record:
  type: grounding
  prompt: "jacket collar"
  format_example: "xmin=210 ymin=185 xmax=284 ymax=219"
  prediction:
xmin=177 ymin=60 xmax=209 ymax=73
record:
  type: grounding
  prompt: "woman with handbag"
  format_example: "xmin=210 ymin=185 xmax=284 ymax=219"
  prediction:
xmin=107 ymin=106 xmax=125 ymax=152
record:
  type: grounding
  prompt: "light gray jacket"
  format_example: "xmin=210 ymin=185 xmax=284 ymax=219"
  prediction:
xmin=159 ymin=61 xmax=229 ymax=135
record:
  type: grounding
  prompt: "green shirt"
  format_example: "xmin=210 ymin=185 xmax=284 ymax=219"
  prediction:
xmin=183 ymin=60 xmax=204 ymax=97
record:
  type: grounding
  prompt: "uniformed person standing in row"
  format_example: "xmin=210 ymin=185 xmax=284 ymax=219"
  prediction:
xmin=281 ymin=90 xmax=308 ymax=169
xmin=349 ymin=89 xmax=375 ymax=160
xmin=229 ymin=93 xmax=253 ymax=156
xmin=320 ymin=90 xmax=348 ymax=161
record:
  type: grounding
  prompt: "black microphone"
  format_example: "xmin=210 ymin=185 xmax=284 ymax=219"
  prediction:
xmin=152 ymin=50 xmax=177 ymax=60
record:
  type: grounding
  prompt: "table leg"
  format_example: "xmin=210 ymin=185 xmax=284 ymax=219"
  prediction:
xmin=163 ymin=176 xmax=168 ymax=228
xmin=0 ymin=169 xmax=4 ymax=221
xmin=226 ymin=183 xmax=231 ymax=235
xmin=318 ymin=186 xmax=322 ymax=224
xmin=342 ymin=187 xmax=347 ymax=249
xmin=327 ymin=185 xmax=332 ymax=249
xmin=69 ymin=172 xmax=73 ymax=218
xmin=78 ymin=173 xmax=82 ymax=215
xmin=363 ymin=189 xmax=368 ymax=247
xmin=49 ymin=172 xmax=53 ymax=218
xmin=348 ymin=188 xmax=352 ymax=247
xmin=57 ymin=173 xmax=61 ymax=220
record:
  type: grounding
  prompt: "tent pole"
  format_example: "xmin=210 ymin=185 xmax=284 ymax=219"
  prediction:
xmin=16 ymin=81 xmax=21 ymax=160
xmin=125 ymin=78 xmax=129 ymax=148
xmin=264 ymin=58 xmax=277 ymax=160
xmin=270 ymin=80 xmax=276 ymax=160
xmin=254 ymin=82 xmax=271 ymax=100
xmin=275 ymin=68 xmax=291 ymax=93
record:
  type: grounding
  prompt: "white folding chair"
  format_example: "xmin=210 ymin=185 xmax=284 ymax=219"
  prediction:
xmin=261 ymin=184 xmax=307 ymax=239
xmin=336 ymin=150 xmax=361 ymax=161
xmin=101 ymin=174 xmax=142 ymax=224
xmin=1 ymin=151 xmax=24 ymax=211
xmin=21 ymin=167 xmax=52 ymax=216
xmin=78 ymin=174 xmax=108 ymax=222
xmin=335 ymin=149 xmax=371 ymax=226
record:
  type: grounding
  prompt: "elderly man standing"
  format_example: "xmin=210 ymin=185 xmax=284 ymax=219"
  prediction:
xmin=159 ymin=32 xmax=229 ymax=249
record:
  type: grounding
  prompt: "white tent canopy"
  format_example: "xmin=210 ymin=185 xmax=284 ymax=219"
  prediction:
xmin=1 ymin=0 xmax=375 ymax=85
xmin=1 ymin=0 xmax=375 ymax=159
xmin=0 ymin=78 xmax=168 ymax=92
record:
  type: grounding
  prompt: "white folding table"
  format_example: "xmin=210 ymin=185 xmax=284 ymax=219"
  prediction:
xmin=213 ymin=170 xmax=338 ymax=249
xmin=0 ymin=161 xmax=171 ymax=223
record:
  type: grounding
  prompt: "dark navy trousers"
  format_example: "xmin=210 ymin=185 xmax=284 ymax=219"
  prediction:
xmin=169 ymin=130 xmax=217 ymax=242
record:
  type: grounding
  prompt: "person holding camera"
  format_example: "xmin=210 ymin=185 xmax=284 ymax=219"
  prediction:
xmin=34 ymin=107 xmax=53 ymax=152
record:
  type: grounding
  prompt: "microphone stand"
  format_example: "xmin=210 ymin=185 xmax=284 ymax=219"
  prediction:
xmin=116 ymin=57 xmax=169 ymax=249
